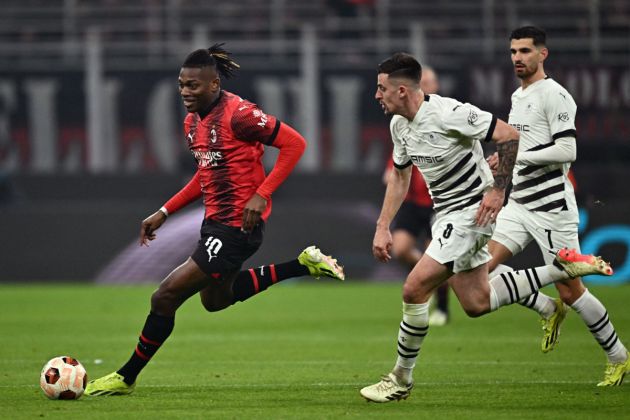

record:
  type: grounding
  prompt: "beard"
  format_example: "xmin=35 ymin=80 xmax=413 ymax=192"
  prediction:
xmin=514 ymin=63 xmax=537 ymax=79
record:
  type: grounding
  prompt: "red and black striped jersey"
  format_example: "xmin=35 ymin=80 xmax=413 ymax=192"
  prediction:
xmin=184 ymin=90 xmax=280 ymax=227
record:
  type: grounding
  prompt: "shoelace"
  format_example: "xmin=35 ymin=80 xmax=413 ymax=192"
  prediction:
xmin=540 ymin=319 xmax=550 ymax=332
xmin=374 ymin=375 xmax=397 ymax=391
xmin=603 ymin=363 xmax=615 ymax=378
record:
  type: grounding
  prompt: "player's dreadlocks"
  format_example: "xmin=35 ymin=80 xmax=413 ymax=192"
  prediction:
xmin=182 ymin=43 xmax=240 ymax=79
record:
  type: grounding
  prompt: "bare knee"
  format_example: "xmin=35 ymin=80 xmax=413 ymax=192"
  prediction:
xmin=200 ymin=278 xmax=235 ymax=312
xmin=462 ymin=303 xmax=488 ymax=318
xmin=151 ymin=287 xmax=181 ymax=316
xmin=402 ymin=281 xmax=430 ymax=303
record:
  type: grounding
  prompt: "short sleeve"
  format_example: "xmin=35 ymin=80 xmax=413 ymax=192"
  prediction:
xmin=545 ymin=89 xmax=577 ymax=140
xmin=231 ymin=101 xmax=280 ymax=145
xmin=390 ymin=117 xmax=411 ymax=169
xmin=442 ymin=101 xmax=496 ymax=142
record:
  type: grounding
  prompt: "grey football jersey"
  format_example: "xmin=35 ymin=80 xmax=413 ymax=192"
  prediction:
xmin=391 ymin=94 xmax=496 ymax=216
xmin=508 ymin=77 xmax=577 ymax=213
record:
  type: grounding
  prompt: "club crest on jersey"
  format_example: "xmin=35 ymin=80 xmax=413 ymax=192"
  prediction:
xmin=558 ymin=112 xmax=570 ymax=122
xmin=467 ymin=109 xmax=479 ymax=126
xmin=211 ymin=127 xmax=217 ymax=143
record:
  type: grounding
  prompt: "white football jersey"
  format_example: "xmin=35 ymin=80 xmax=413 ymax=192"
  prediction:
xmin=508 ymin=77 xmax=577 ymax=213
xmin=391 ymin=94 xmax=496 ymax=216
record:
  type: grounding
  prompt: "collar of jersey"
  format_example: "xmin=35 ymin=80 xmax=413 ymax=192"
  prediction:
xmin=197 ymin=90 xmax=225 ymax=120
xmin=410 ymin=94 xmax=431 ymax=125
xmin=520 ymin=77 xmax=549 ymax=94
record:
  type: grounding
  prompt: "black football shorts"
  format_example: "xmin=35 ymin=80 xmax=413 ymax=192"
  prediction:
xmin=191 ymin=219 xmax=264 ymax=277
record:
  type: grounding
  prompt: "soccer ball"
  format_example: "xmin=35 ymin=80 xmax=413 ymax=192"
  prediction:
xmin=40 ymin=356 xmax=88 ymax=400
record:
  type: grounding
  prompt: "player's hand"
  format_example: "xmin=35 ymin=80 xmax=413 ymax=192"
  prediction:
xmin=373 ymin=226 xmax=393 ymax=262
xmin=242 ymin=193 xmax=266 ymax=233
xmin=486 ymin=152 xmax=499 ymax=176
xmin=140 ymin=210 xmax=167 ymax=246
xmin=475 ymin=187 xmax=504 ymax=227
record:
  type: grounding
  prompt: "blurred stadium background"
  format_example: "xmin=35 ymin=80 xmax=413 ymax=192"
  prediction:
xmin=1 ymin=0 xmax=629 ymax=283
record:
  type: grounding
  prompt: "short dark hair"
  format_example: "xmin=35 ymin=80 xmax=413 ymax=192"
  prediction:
xmin=182 ymin=43 xmax=240 ymax=79
xmin=510 ymin=26 xmax=546 ymax=47
xmin=377 ymin=52 xmax=422 ymax=84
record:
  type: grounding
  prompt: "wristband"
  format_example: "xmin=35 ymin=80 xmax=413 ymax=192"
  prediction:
xmin=159 ymin=206 xmax=169 ymax=217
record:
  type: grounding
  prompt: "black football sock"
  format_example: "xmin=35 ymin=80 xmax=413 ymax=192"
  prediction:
xmin=232 ymin=260 xmax=309 ymax=303
xmin=117 ymin=312 xmax=175 ymax=385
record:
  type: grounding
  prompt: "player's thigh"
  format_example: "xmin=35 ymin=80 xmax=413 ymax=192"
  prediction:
xmin=492 ymin=202 xmax=533 ymax=257
xmin=402 ymin=253 xmax=452 ymax=303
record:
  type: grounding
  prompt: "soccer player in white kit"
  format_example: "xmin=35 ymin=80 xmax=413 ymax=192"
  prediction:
xmin=359 ymin=52 xmax=613 ymax=403
xmin=487 ymin=26 xmax=630 ymax=387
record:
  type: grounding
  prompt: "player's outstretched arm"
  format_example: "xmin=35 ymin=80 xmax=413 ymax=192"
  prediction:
xmin=476 ymin=119 xmax=519 ymax=226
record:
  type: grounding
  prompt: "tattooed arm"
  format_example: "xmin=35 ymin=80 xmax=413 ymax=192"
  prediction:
xmin=494 ymin=138 xmax=519 ymax=189
xmin=475 ymin=119 xmax=519 ymax=226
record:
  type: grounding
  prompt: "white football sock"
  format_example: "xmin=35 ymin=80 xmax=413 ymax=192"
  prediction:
xmin=490 ymin=264 xmax=556 ymax=318
xmin=489 ymin=265 xmax=569 ymax=311
xmin=571 ymin=289 xmax=628 ymax=363
xmin=519 ymin=291 xmax=557 ymax=319
xmin=489 ymin=264 xmax=513 ymax=277
xmin=393 ymin=302 xmax=429 ymax=385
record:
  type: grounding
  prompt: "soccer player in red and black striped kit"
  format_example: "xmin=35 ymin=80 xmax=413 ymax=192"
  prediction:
xmin=85 ymin=44 xmax=345 ymax=396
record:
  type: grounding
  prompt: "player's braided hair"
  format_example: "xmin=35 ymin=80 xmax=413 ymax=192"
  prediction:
xmin=182 ymin=43 xmax=240 ymax=79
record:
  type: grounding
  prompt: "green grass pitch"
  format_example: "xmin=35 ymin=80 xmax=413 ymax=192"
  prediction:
xmin=1 ymin=281 xmax=629 ymax=419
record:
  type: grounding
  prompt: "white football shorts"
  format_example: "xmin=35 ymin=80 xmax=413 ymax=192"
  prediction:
xmin=492 ymin=200 xmax=580 ymax=265
xmin=425 ymin=207 xmax=493 ymax=273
